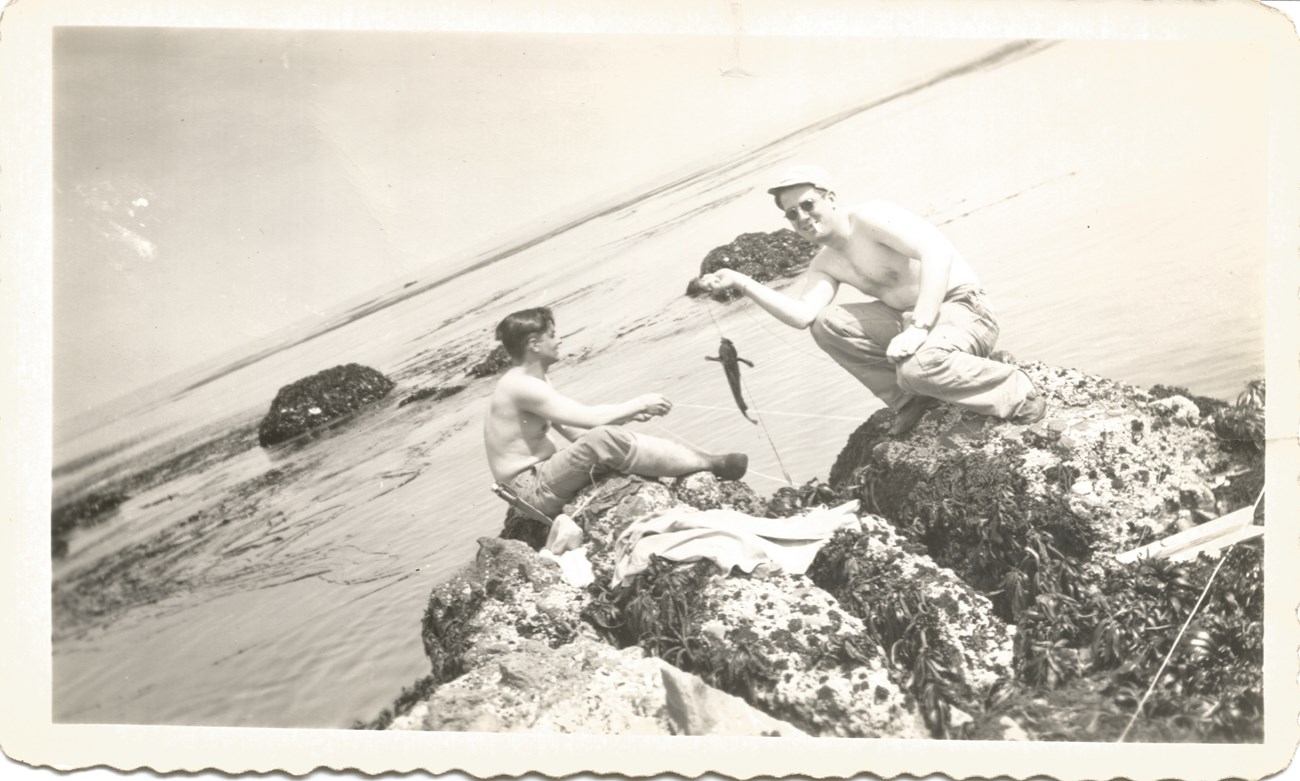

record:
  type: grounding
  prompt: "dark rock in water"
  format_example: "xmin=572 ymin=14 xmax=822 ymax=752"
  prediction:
xmin=467 ymin=345 xmax=512 ymax=378
xmin=689 ymin=229 xmax=818 ymax=302
xmin=257 ymin=363 xmax=395 ymax=447
xmin=51 ymin=489 xmax=129 ymax=558
xmin=397 ymin=385 xmax=466 ymax=408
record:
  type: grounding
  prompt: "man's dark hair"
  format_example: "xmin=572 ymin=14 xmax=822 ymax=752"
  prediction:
xmin=495 ymin=307 xmax=555 ymax=361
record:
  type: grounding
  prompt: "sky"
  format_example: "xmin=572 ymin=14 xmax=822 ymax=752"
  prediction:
xmin=53 ymin=27 xmax=1004 ymax=421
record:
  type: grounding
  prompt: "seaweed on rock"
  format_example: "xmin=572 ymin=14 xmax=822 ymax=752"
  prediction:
xmin=569 ymin=475 xmax=925 ymax=737
xmin=848 ymin=437 xmax=1097 ymax=623
xmin=583 ymin=557 xmax=737 ymax=681
xmin=1212 ymin=379 xmax=1266 ymax=454
xmin=990 ymin=542 xmax=1263 ymax=742
xmin=353 ymin=674 xmax=439 ymax=730
xmin=823 ymin=369 xmax=1265 ymax=741
xmin=807 ymin=522 xmax=1015 ymax=737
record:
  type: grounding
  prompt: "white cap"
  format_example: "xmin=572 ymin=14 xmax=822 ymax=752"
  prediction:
xmin=766 ymin=164 xmax=835 ymax=195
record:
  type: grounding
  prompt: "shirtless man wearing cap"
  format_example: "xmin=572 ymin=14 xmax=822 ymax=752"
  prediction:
xmin=485 ymin=306 xmax=748 ymax=547
xmin=697 ymin=165 xmax=1045 ymax=435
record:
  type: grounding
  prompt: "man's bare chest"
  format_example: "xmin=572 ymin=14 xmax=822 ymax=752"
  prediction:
xmin=823 ymin=240 xmax=915 ymax=296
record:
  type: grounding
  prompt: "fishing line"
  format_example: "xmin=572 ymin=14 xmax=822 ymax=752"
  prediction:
xmin=737 ymin=293 xmax=904 ymax=368
xmin=704 ymin=299 xmax=794 ymax=487
xmin=1115 ymin=488 xmax=1265 ymax=744
xmin=674 ymin=402 xmax=863 ymax=423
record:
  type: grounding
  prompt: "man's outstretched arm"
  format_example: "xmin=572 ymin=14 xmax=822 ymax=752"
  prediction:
xmin=511 ymin=374 xmax=669 ymax=429
xmin=697 ymin=266 xmax=838 ymax=329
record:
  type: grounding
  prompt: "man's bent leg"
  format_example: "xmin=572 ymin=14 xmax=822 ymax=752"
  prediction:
xmin=809 ymin=302 xmax=911 ymax=409
xmin=525 ymin=426 xmax=747 ymax=514
xmin=625 ymin=433 xmax=747 ymax=481
xmin=895 ymin=290 xmax=1035 ymax=419
xmin=527 ymin=426 xmax=639 ymax=514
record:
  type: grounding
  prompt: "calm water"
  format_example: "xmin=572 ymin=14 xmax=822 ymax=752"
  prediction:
xmin=52 ymin=41 xmax=1265 ymax=728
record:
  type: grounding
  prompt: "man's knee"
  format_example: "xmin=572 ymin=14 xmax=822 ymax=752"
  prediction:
xmin=897 ymin=345 xmax=954 ymax=389
xmin=809 ymin=307 xmax=845 ymax=349
xmin=579 ymin=425 xmax=637 ymax=469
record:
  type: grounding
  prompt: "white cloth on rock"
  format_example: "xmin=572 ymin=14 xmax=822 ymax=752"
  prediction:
xmin=610 ymin=500 xmax=860 ymax=588
xmin=540 ymin=546 xmax=596 ymax=588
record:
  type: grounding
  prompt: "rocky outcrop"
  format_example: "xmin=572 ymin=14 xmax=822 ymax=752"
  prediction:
xmin=391 ymin=634 xmax=804 ymax=735
xmin=828 ymin=361 xmax=1255 ymax=613
xmin=377 ymin=361 xmax=1263 ymax=743
xmin=409 ymin=534 xmax=802 ymax=736
xmin=397 ymin=385 xmax=466 ymax=408
xmin=414 ymin=476 xmax=930 ymax=738
xmin=51 ymin=489 xmax=129 ymax=558
xmin=685 ymin=229 xmax=817 ymax=302
xmin=257 ymin=363 xmax=395 ymax=447
xmin=420 ymin=538 xmax=588 ymax=685
xmin=467 ymin=345 xmax=512 ymax=378
xmin=806 ymin=517 xmax=1014 ymax=736
xmin=825 ymin=361 xmax=1264 ymax=742
xmin=570 ymin=482 xmax=920 ymax=737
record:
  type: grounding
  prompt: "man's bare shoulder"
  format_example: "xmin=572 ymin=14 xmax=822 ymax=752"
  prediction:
xmin=806 ymin=245 xmax=837 ymax=274
xmin=493 ymin=366 xmax=542 ymax=399
xmin=848 ymin=199 xmax=913 ymax=228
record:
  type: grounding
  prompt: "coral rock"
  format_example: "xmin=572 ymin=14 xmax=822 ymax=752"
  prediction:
xmin=827 ymin=362 xmax=1245 ymax=597
xmin=393 ymin=635 xmax=803 ymax=735
xmin=671 ymin=473 xmax=766 ymax=515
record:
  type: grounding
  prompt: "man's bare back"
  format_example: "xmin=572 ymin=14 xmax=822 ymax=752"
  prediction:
xmin=484 ymin=367 xmax=560 ymax=483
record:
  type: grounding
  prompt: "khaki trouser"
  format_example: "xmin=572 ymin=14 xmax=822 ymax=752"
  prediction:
xmin=504 ymin=425 xmax=639 ymax=522
xmin=809 ymin=286 xmax=1034 ymax=419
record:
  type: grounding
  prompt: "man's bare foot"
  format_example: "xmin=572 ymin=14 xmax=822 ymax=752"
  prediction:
xmin=710 ymin=453 xmax=749 ymax=481
xmin=888 ymin=396 xmax=937 ymax=436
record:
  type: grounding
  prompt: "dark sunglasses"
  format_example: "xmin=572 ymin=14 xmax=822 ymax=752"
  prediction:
xmin=783 ymin=198 xmax=819 ymax=222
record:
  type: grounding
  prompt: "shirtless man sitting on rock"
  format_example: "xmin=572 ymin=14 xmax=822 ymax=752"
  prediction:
xmin=485 ymin=307 xmax=748 ymax=549
xmin=697 ymin=164 xmax=1046 ymax=435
